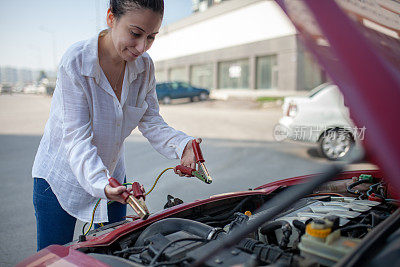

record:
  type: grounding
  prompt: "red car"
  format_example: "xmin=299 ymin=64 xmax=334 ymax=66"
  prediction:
xmin=17 ymin=169 xmax=398 ymax=266
xmin=18 ymin=1 xmax=400 ymax=266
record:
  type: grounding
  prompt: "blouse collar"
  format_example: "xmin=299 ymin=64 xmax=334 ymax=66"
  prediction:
xmin=80 ymin=31 xmax=145 ymax=85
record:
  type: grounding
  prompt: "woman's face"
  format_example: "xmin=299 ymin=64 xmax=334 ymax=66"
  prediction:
xmin=107 ymin=8 xmax=162 ymax=62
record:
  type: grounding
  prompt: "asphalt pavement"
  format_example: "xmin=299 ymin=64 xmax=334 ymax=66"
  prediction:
xmin=0 ymin=94 xmax=375 ymax=266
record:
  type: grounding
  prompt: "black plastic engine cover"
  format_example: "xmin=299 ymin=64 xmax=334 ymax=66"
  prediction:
xmin=186 ymin=240 xmax=254 ymax=267
xmin=140 ymin=231 xmax=204 ymax=263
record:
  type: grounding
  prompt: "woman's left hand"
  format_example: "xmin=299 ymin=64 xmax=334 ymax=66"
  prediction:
xmin=175 ymin=138 xmax=202 ymax=177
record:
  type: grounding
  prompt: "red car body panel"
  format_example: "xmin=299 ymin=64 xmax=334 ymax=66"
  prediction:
xmin=16 ymin=245 xmax=110 ymax=267
xmin=254 ymin=169 xmax=383 ymax=189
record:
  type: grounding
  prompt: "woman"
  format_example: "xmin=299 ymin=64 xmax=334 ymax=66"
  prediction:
xmin=32 ymin=0 xmax=198 ymax=251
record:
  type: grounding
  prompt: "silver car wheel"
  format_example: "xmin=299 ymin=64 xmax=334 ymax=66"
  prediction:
xmin=199 ymin=92 xmax=208 ymax=101
xmin=162 ymin=96 xmax=171 ymax=105
xmin=319 ymin=129 xmax=354 ymax=160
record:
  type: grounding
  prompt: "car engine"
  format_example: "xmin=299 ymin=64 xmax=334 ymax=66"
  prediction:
xmin=82 ymin=177 xmax=398 ymax=266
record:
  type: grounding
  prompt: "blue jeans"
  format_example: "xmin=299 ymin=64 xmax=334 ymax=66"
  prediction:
xmin=33 ymin=177 xmax=126 ymax=251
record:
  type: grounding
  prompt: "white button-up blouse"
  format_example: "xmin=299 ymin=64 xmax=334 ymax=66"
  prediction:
xmin=32 ymin=32 xmax=192 ymax=223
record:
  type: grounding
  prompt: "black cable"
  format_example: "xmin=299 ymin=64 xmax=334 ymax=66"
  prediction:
xmin=192 ymin=164 xmax=344 ymax=266
xmin=149 ymin=237 xmax=207 ymax=266
xmin=82 ymin=223 xmax=88 ymax=235
xmin=367 ymin=183 xmax=380 ymax=196
xmin=347 ymin=179 xmax=369 ymax=195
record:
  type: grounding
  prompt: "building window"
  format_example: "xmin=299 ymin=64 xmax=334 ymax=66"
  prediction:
xmin=218 ymin=59 xmax=249 ymax=89
xmin=190 ymin=64 xmax=213 ymax=89
xmin=169 ymin=67 xmax=188 ymax=82
xmin=301 ymin=51 xmax=325 ymax=91
xmin=298 ymin=44 xmax=326 ymax=91
xmin=256 ymin=55 xmax=278 ymax=89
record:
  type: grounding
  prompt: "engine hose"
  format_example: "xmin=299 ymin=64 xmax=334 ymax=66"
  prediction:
xmin=260 ymin=220 xmax=288 ymax=235
xmin=292 ymin=220 xmax=306 ymax=235
xmin=259 ymin=220 xmax=292 ymax=249
xmin=135 ymin=218 xmax=222 ymax=246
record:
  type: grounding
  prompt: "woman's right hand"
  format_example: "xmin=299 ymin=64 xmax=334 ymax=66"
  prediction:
xmin=104 ymin=184 xmax=132 ymax=204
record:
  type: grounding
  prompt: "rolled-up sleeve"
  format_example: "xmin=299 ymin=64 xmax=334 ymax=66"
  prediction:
xmin=138 ymin=75 xmax=193 ymax=159
xmin=59 ymin=65 xmax=109 ymax=199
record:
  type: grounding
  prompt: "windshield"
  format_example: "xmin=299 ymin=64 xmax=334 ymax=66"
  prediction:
xmin=307 ymin=83 xmax=331 ymax=98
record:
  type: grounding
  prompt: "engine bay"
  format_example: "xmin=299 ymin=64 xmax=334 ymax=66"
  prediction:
xmin=79 ymin=175 xmax=399 ymax=266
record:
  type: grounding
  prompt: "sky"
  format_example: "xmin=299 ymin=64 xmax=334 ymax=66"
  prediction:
xmin=0 ymin=0 xmax=192 ymax=72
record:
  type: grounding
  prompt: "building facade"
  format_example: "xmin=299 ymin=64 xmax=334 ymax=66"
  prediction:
xmin=148 ymin=0 xmax=326 ymax=94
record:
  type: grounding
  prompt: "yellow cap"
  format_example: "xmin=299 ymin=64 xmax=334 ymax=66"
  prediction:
xmin=244 ymin=211 xmax=252 ymax=216
xmin=306 ymin=223 xmax=331 ymax=238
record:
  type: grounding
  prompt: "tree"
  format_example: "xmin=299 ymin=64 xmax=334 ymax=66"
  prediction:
xmin=37 ymin=70 xmax=47 ymax=82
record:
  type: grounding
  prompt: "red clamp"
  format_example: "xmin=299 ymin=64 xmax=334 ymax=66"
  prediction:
xmin=192 ymin=140 xmax=204 ymax=163
xmin=175 ymin=140 xmax=212 ymax=184
xmin=108 ymin=177 xmax=149 ymax=219
xmin=175 ymin=165 xmax=197 ymax=176
xmin=108 ymin=177 xmax=131 ymax=202
xmin=132 ymin=182 xmax=146 ymax=201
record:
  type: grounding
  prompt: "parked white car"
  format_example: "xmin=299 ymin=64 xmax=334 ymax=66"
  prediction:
xmin=278 ymin=83 xmax=361 ymax=160
xmin=23 ymin=83 xmax=46 ymax=94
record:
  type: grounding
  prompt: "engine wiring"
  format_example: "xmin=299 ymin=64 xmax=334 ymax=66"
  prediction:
xmin=82 ymin=167 xmax=174 ymax=237
xmin=347 ymin=178 xmax=400 ymax=204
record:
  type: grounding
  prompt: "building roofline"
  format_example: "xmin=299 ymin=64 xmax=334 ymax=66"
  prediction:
xmin=160 ymin=0 xmax=267 ymax=35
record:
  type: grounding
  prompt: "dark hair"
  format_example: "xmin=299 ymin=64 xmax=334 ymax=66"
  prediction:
xmin=110 ymin=0 xmax=164 ymax=19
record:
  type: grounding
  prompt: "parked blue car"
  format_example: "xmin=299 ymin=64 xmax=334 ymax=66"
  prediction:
xmin=156 ymin=81 xmax=210 ymax=104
